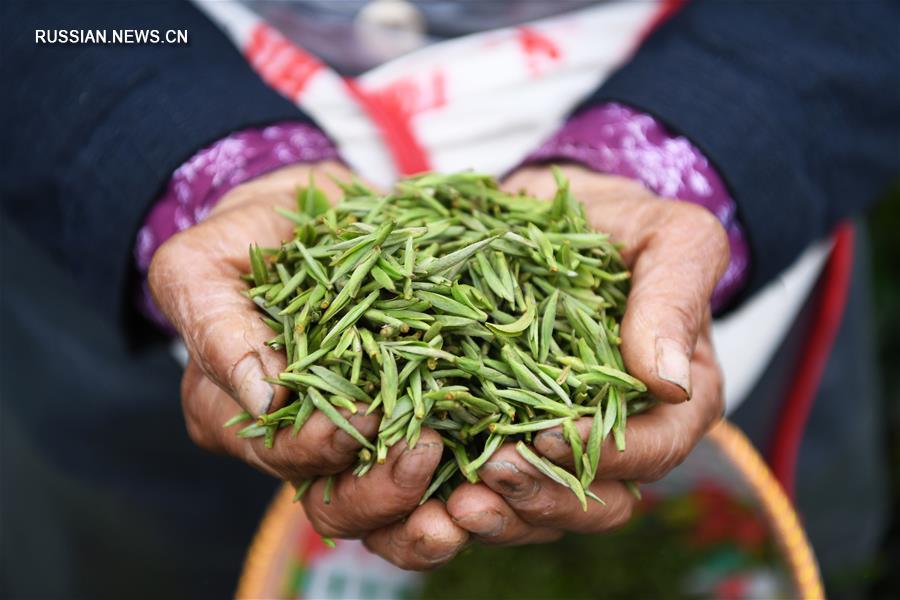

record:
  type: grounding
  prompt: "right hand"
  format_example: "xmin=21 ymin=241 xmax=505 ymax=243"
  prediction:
xmin=149 ymin=161 xmax=468 ymax=568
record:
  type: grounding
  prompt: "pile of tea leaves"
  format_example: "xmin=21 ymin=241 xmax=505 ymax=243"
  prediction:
xmin=230 ymin=169 xmax=653 ymax=507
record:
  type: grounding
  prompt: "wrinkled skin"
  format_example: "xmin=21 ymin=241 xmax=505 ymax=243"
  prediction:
xmin=149 ymin=161 xmax=727 ymax=570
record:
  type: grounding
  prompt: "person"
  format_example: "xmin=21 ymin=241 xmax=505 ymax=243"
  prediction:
xmin=2 ymin=1 xmax=897 ymax=597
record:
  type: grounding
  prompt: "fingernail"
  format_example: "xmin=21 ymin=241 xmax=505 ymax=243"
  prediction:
xmin=331 ymin=429 xmax=361 ymax=453
xmin=331 ymin=412 xmax=375 ymax=452
xmin=232 ymin=354 xmax=274 ymax=416
xmin=535 ymin=431 xmax=567 ymax=461
xmin=655 ymin=337 xmax=692 ymax=399
xmin=454 ymin=511 xmax=506 ymax=537
xmin=482 ymin=461 xmax=539 ymax=500
xmin=393 ymin=443 xmax=440 ymax=488
xmin=539 ymin=430 xmax=564 ymax=443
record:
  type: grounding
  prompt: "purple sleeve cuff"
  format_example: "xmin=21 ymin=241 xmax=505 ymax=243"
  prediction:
xmin=134 ymin=122 xmax=340 ymax=329
xmin=526 ymin=103 xmax=749 ymax=311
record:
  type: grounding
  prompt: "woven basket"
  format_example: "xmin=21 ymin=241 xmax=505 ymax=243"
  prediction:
xmin=236 ymin=420 xmax=822 ymax=599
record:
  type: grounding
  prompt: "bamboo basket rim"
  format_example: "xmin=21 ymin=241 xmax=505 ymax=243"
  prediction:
xmin=236 ymin=420 xmax=823 ymax=599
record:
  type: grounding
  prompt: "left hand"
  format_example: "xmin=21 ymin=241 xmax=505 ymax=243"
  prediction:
xmin=440 ymin=164 xmax=727 ymax=548
xmin=150 ymin=162 xmax=471 ymax=569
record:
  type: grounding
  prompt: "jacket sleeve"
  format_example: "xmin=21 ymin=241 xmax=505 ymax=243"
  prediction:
xmin=579 ymin=0 xmax=900 ymax=296
xmin=0 ymin=0 xmax=319 ymax=324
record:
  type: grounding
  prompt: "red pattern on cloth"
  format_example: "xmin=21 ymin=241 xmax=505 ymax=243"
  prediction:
xmin=245 ymin=23 xmax=323 ymax=100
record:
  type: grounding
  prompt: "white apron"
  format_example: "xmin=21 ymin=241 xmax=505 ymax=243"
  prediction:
xmin=188 ymin=0 xmax=832 ymax=413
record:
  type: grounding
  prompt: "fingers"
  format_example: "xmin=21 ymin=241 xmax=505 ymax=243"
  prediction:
xmin=150 ymin=162 xmax=349 ymax=415
xmin=470 ymin=444 xmax=636 ymax=534
xmin=574 ymin=176 xmax=727 ymax=404
xmin=615 ymin=202 xmax=728 ymax=403
xmin=150 ymin=199 xmax=296 ymax=416
xmin=501 ymin=167 xmax=561 ymax=199
xmin=155 ymin=242 xmax=289 ymax=415
xmin=303 ymin=429 xmax=444 ymax=538
xmin=535 ymin=332 xmax=724 ymax=482
xmin=446 ymin=483 xmax=563 ymax=545
xmin=504 ymin=164 xmax=729 ymax=404
xmin=363 ymin=500 xmax=469 ymax=571
xmin=181 ymin=360 xmax=379 ymax=480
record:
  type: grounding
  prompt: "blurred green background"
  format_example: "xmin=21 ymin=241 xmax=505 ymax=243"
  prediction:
xmin=869 ymin=185 xmax=900 ymax=596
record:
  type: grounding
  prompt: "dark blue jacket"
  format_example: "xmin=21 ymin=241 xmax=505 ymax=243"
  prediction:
xmin=3 ymin=1 xmax=898 ymax=322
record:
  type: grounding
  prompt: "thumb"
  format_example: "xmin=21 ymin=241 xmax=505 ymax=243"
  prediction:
xmin=150 ymin=162 xmax=349 ymax=415
xmin=618 ymin=203 xmax=729 ymax=403
xmin=150 ymin=200 xmax=294 ymax=416
xmin=501 ymin=164 xmax=728 ymax=403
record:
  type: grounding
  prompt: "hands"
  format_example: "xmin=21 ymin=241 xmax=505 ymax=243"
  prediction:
xmin=149 ymin=161 xmax=726 ymax=571
xmin=440 ymin=165 xmax=727 ymax=549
